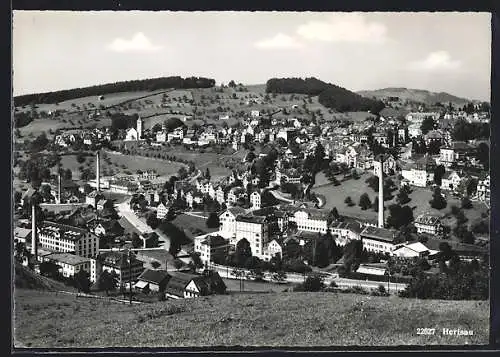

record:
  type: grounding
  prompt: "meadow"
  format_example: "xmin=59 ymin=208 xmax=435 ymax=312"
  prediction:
xmin=313 ymin=171 xmax=489 ymax=227
xmin=14 ymin=288 xmax=489 ymax=348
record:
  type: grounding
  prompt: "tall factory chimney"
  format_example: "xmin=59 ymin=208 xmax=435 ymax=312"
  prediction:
xmin=375 ymin=156 xmax=385 ymax=228
xmin=31 ymin=200 xmax=38 ymax=259
xmin=96 ymin=150 xmax=100 ymax=192
xmin=57 ymin=172 xmax=62 ymax=204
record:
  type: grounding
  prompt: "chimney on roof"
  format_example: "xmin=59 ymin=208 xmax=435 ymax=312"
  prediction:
xmin=57 ymin=172 xmax=62 ymax=204
xmin=96 ymin=150 xmax=100 ymax=192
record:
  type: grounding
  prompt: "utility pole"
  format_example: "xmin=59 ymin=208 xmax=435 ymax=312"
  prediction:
xmin=128 ymin=249 xmax=132 ymax=305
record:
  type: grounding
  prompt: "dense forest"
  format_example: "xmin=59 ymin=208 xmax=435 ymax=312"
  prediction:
xmin=14 ymin=76 xmax=216 ymax=107
xmin=265 ymin=77 xmax=385 ymax=114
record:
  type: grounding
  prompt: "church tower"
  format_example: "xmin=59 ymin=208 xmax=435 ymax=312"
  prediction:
xmin=136 ymin=116 xmax=143 ymax=140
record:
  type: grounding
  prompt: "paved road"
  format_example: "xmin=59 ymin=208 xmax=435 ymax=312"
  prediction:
xmin=269 ymin=190 xmax=294 ymax=203
xmin=115 ymin=198 xmax=195 ymax=257
xmin=210 ymin=263 xmax=407 ymax=292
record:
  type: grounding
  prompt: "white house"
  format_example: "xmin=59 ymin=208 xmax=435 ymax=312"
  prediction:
xmin=476 ymin=174 xmax=490 ymax=204
xmin=441 ymin=171 xmax=465 ymax=191
xmin=360 ymin=226 xmax=397 ymax=255
xmin=250 ymin=191 xmax=261 ymax=210
xmin=414 ymin=214 xmax=442 ymax=236
xmin=125 ymin=128 xmax=139 ymax=141
xmin=289 ymin=208 xmax=329 ymax=234
xmin=218 ymin=207 xmax=246 ymax=238
xmin=235 ymin=214 xmax=270 ymax=259
xmin=42 ymin=253 xmax=93 ymax=281
xmin=401 ymin=163 xmax=428 ymax=188
xmin=156 ymin=202 xmax=169 ymax=219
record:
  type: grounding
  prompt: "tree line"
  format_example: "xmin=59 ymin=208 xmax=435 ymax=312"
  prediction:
xmin=14 ymin=76 xmax=216 ymax=107
xmin=265 ymin=77 xmax=385 ymax=114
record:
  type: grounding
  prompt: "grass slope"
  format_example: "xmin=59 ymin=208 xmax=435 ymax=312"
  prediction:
xmin=357 ymin=88 xmax=473 ymax=105
xmin=14 ymin=288 xmax=488 ymax=348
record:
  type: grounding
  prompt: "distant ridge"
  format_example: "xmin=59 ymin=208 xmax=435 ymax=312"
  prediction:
xmin=14 ymin=76 xmax=216 ymax=107
xmin=356 ymin=87 xmax=477 ymax=105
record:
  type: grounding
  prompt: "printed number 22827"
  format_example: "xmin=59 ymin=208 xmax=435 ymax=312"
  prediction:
xmin=416 ymin=328 xmax=436 ymax=335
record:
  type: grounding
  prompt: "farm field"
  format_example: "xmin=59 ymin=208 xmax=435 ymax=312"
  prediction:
xmin=58 ymin=152 xmax=186 ymax=181
xmin=119 ymin=144 xmax=243 ymax=181
xmin=15 ymin=90 xmax=170 ymax=114
xmin=14 ymin=288 xmax=489 ymax=347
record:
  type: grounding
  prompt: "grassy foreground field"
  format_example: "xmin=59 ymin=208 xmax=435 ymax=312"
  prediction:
xmin=14 ymin=288 xmax=488 ymax=348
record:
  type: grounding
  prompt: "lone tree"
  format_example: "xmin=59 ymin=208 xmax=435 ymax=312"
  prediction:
xmin=396 ymin=189 xmax=410 ymax=205
xmin=131 ymin=232 xmax=143 ymax=248
xmin=344 ymin=196 xmax=354 ymax=206
xmin=98 ymin=270 xmax=118 ymax=296
xmin=206 ymin=212 xmax=220 ymax=229
xmin=434 ymin=165 xmax=446 ymax=186
xmin=73 ymin=269 xmax=91 ymax=293
xmin=146 ymin=213 xmax=160 ymax=229
xmin=359 ymin=193 xmax=372 ymax=210
xmin=235 ymin=238 xmax=252 ymax=267
xmin=420 ymin=116 xmax=436 ymax=135
xmin=430 ymin=187 xmax=447 ymax=210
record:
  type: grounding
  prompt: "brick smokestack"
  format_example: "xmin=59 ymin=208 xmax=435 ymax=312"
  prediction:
xmin=96 ymin=150 xmax=100 ymax=192
xmin=31 ymin=201 xmax=38 ymax=259
xmin=57 ymin=172 xmax=61 ymax=204
xmin=376 ymin=157 xmax=384 ymax=228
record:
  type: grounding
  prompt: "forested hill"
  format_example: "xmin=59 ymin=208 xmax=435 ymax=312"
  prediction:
xmin=14 ymin=76 xmax=216 ymax=107
xmin=265 ymin=77 xmax=385 ymax=114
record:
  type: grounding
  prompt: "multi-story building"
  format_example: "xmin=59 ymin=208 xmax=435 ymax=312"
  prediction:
xmin=476 ymin=174 xmax=490 ymax=204
xmin=219 ymin=207 xmax=246 ymax=238
xmin=439 ymin=141 xmax=476 ymax=167
xmin=94 ymin=251 xmax=145 ymax=287
xmin=38 ymin=221 xmax=99 ymax=258
xmin=401 ymin=162 xmax=428 ymax=187
xmin=156 ymin=202 xmax=169 ymax=219
xmin=275 ymin=167 xmax=302 ymax=185
xmin=250 ymin=191 xmax=261 ymax=210
xmin=42 ymin=252 xmax=93 ymax=281
xmin=414 ymin=214 xmax=443 ymax=236
xmin=331 ymin=221 xmax=363 ymax=246
xmin=235 ymin=214 xmax=269 ymax=258
xmin=194 ymin=234 xmax=230 ymax=266
xmin=289 ymin=208 xmax=329 ymax=234
xmin=167 ymin=127 xmax=184 ymax=142
xmin=441 ymin=170 xmax=466 ymax=192
xmin=360 ymin=226 xmax=398 ymax=255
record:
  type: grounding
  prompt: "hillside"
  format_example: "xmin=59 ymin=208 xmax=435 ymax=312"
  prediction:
xmin=14 ymin=288 xmax=488 ymax=347
xmin=266 ymin=77 xmax=385 ymax=113
xmin=356 ymin=87 xmax=473 ymax=106
xmin=14 ymin=76 xmax=215 ymax=107
xmin=14 ymin=262 xmax=72 ymax=291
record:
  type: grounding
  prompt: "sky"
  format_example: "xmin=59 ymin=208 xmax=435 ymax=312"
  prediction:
xmin=13 ymin=11 xmax=491 ymax=101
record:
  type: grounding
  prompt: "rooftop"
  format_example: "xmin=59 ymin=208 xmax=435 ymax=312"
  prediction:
xmin=45 ymin=252 xmax=91 ymax=266
xmin=137 ymin=269 xmax=170 ymax=284
xmin=360 ymin=226 xmax=396 ymax=243
xmin=39 ymin=221 xmax=91 ymax=242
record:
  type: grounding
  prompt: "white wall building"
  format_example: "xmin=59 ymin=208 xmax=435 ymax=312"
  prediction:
xmin=38 ymin=221 xmax=99 ymax=258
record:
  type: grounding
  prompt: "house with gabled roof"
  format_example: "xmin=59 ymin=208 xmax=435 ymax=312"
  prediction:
xmin=164 ymin=270 xmax=226 ymax=299
xmin=441 ymin=170 xmax=466 ymax=192
xmin=134 ymin=269 xmax=170 ymax=292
